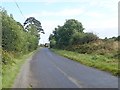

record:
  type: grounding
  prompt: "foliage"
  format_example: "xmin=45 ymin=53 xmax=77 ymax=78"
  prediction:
xmin=115 ymin=36 xmax=120 ymax=41
xmin=2 ymin=51 xmax=35 ymax=88
xmin=49 ymin=19 xmax=98 ymax=49
xmin=24 ymin=17 xmax=44 ymax=35
xmin=2 ymin=50 xmax=14 ymax=65
xmin=49 ymin=39 xmax=56 ymax=48
xmin=70 ymin=32 xmax=98 ymax=45
xmin=1 ymin=8 xmax=44 ymax=88
xmin=1 ymin=8 xmax=44 ymax=65
xmin=49 ymin=19 xmax=118 ymax=57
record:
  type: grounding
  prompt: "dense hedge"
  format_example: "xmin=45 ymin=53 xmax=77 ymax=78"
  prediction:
xmin=1 ymin=9 xmax=43 ymax=65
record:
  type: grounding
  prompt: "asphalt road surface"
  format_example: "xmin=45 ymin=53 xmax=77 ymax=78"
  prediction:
xmin=13 ymin=48 xmax=118 ymax=88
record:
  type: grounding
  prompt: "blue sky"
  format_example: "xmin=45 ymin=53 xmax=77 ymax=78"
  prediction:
xmin=1 ymin=0 xmax=119 ymax=44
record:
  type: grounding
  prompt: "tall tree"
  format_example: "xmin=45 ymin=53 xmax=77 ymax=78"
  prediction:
xmin=24 ymin=17 xmax=44 ymax=35
xmin=24 ymin=17 xmax=45 ymax=48
xmin=49 ymin=19 xmax=85 ymax=48
xmin=49 ymin=19 xmax=98 ymax=49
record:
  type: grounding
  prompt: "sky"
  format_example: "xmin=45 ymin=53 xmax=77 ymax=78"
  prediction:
xmin=1 ymin=0 xmax=119 ymax=44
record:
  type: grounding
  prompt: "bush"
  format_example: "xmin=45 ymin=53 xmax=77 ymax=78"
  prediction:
xmin=113 ymin=50 xmax=120 ymax=59
xmin=83 ymin=33 xmax=98 ymax=43
xmin=2 ymin=50 xmax=14 ymax=65
xmin=50 ymin=39 xmax=56 ymax=48
xmin=70 ymin=32 xmax=98 ymax=45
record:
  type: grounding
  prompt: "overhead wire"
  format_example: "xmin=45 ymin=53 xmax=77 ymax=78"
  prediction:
xmin=13 ymin=0 xmax=26 ymax=20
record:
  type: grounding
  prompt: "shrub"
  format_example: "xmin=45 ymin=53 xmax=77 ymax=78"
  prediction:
xmin=50 ymin=39 xmax=56 ymax=48
xmin=2 ymin=50 xmax=14 ymax=65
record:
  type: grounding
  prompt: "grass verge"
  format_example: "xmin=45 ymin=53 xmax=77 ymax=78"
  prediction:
xmin=2 ymin=50 xmax=36 ymax=88
xmin=51 ymin=49 xmax=119 ymax=76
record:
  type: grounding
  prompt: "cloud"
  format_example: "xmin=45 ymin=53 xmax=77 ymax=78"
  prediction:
xmin=84 ymin=17 xmax=117 ymax=29
xmin=25 ymin=8 xmax=84 ymax=44
xmin=4 ymin=0 xmax=117 ymax=43
xmin=41 ymin=20 xmax=63 ymax=32
xmin=86 ymin=12 xmax=104 ymax=18
xmin=25 ymin=8 xmax=84 ymax=18
xmin=0 ymin=0 xmax=102 ymax=2
xmin=39 ymin=20 xmax=64 ymax=43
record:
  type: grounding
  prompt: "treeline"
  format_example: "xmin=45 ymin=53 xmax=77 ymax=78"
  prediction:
xmin=49 ymin=19 xmax=119 ymax=57
xmin=49 ymin=19 xmax=98 ymax=49
xmin=1 ymin=8 xmax=44 ymax=65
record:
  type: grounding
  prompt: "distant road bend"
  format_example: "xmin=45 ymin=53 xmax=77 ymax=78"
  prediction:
xmin=13 ymin=48 xmax=118 ymax=88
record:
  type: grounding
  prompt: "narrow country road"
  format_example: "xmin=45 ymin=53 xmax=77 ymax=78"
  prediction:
xmin=13 ymin=48 xmax=118 ymax=88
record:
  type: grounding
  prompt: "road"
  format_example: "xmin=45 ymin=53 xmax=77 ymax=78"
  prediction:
xmin=13 ymin=48 xmax=118 ymax=88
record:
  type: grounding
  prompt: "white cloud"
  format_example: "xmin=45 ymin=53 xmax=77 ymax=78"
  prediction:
xmin=25 ymin=8 xmax=84 ymax=18
xmin=4 ymin=0 xmax=117 ymax=43
xmin=39 ymin=20 xmax=64 ymax=44
xmin=39 ymin=17 xmax=118 ymax=44
xmin=84 ymin=17 xmax=117 ymax=29
xmin=25 ymin=8 xmax=85 ymax=44
xmin=41 ymin=20 xmax=63 ymax=32
xmin=0 ymin=0 xmax=103 ymax=2
xmin=86 ymin=12 xmax=104 ymax=18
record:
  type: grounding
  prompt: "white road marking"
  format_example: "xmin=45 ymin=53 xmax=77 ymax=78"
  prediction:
xmin=56 ymin=66 xmax=82 ymax=88
xmin=47 ymin=51 xmax=83 ymax=88
xmin=48 ymin=53 xmax=82 ymax=88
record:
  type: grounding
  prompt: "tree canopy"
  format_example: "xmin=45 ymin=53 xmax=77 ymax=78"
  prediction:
xmin=1 ymin=8 xmax=44 ymax=64
xmin=24 ymin=17 xmax=44 ymax=34
xmin=49 ymin=19 xmax=98 ymax=49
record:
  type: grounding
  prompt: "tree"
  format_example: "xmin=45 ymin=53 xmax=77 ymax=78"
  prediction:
xmin=69 ymin=31 xmax=85 ymax=45
xmin=1 ymin=9 xmax=44 ymax=55
xmin=63 ymin=19 xmax=84 ymax=33
xmin=49 ymin=19 xmax=85 ymax=48
xmin=1 ymin=9 xmax=45 ymax=65
xmin=24 ymin=17 xmax=44 ymax=34
xmin=24 ymin=17 xmax=45 ymax=50
xmin=49 ymin=19 xmax=98 ymax=49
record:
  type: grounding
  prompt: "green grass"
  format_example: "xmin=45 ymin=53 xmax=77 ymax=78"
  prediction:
xmin=0 ymin=64 xmax=1 ymax=89
xmin=51 ymin=49 xmax=119 ymax=76
xmin=2 ymin=51 xmax=36 ymax=88
xmin=0 ymin=75 xmax=2 ymax=90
